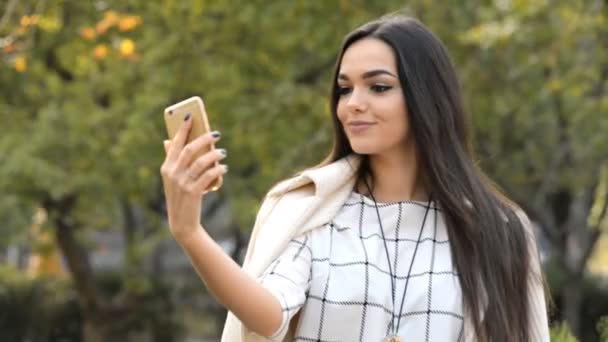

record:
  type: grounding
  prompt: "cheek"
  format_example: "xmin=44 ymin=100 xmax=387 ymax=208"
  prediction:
xmin=336 ymin=101 xmax=347 ymax=124
xmin=378 ymin=97 xmax=409 ymax=139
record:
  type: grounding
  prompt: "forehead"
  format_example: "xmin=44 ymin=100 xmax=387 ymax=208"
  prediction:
xmin=339 ymin=38 xmax=397 ymax=75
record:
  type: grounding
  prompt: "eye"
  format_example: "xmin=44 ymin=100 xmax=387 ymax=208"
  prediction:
xmin=371 ymin=84 xmax=393 ymax=93
xmin=337 ymin=86 xmax=352 ymax=96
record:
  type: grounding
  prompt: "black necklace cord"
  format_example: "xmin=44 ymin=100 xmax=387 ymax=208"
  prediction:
xmin=361 ymin=175 xmax=433 ymax=336
xmin=361 ymin=176 xmax=398 ymax=334
xmin=394 ymin=196 xmax=432 ymax=332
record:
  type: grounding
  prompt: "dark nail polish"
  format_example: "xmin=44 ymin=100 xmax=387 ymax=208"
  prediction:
xmin=211 ymin=131 xmax=221 ymax=138
xmin=184 ymin=113 xmax=191 ymax=121
xmin=219 ymin=148 xmax=227 ymax=156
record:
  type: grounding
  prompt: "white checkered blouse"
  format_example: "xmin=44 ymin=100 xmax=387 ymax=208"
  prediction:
xmin=258 ymin=191 xmax=464 ymax=341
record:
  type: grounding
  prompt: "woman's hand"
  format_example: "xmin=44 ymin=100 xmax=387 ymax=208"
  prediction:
xmin=160 ymin=115 xmax=228 ymax=242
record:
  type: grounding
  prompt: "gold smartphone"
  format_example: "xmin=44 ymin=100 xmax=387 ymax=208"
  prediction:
xmin=163 ymin=96 xmax=223 ymax=192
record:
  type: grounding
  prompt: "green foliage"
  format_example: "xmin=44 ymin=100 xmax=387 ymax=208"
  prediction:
xmin=3 ymin=0 xmax=605 ymax=243
xmin=550 ymin=321 xmax=579 ymax=342
xmin=598 ymin=316 xmax=608 ymax=342
xmin=597 ymin=316 xmax=608 ymax=342
xmin=0 ymin=265 xmax=185 ymax=340
xmin=0 ymin=265 xmax=81 ymax=340
xmin=1 ymin=0 xmax=607 ymax=339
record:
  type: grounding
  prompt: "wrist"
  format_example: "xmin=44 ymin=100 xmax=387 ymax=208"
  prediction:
xmin=175 ymin=225 xmax=209 ymax=249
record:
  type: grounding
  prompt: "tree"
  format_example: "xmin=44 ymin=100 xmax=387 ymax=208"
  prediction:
xmin=453 ymin=0 xmax=608 ymax=337
xmin=1 ymin=0 xmax=606 ymax=339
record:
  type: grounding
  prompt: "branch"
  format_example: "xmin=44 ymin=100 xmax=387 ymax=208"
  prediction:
xmin=526 ymin=205 xmax=560 ymax=246
xmin=588 ymin=163 xmax=608 ymax=232
xmin=44 ymin=194 xmax=104 ymax=313
xmin=0 ymin=0 xmax=18 ymax=30
xmin=44 ymin=48 xmax=74 ymax=81
xmin=580 ymin=229 xmax=602 ymax=270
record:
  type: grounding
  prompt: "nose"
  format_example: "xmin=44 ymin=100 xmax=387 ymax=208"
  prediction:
xmin=345 ymin=88 xmax=368 ymax=112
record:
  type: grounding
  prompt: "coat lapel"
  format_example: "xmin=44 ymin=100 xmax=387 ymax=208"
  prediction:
xmin=244 ymin=154 xmax=361 ymax=277
xmin=222 ymin=154 xmax=362 ymax=342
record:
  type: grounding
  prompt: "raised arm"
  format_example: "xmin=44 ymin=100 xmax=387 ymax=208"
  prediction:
xmin=160 ymin=116 xmax=282 ymax=337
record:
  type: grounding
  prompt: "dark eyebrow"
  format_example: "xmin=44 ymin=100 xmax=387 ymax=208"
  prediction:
xmin=338 ymin=69 xmax=397 ymax=80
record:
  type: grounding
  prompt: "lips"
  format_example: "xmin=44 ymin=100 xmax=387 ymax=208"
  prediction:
xmin=347 ymin=121 xmax=376 ymax=133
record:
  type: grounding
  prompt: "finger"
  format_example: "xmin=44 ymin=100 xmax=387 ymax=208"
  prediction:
xmin=163 ymin=140 xmax=171 ymax=154
xmin=167 ymin=114 xmax=192 ymax=162
xmin=176 ymin=130 xmax=221 ymax=170
xmin=194 ymin=164 xmax=228 ymax=193
xmin=188 ymin=148 xmax=227 ymax=179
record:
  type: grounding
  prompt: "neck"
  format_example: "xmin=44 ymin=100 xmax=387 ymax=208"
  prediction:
xmin=358 ymin=143 xmax=429 ymax=203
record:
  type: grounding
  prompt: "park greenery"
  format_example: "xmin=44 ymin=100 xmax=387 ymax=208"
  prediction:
xmin=1 ymin=0 xmax=607 ymax=341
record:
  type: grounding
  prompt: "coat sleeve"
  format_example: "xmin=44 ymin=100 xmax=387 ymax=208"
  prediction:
xmin=253 ymin=233 xmax=312 ymax=341
xmin=221 ymin=233 xmax=312 ymax=342
xmin=221 ymin=189 xmax=311 ymax=342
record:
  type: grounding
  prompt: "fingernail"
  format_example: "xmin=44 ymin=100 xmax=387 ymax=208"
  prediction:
xmin=223 ymin=165 xmax=229 ymax=172
xmin=218 ymin=148 xmax=227 ymax=156
xmin=211 ymin=131 xmax=221 ymax=138
xmin=184 ymin=113 xmax=191 ymax=121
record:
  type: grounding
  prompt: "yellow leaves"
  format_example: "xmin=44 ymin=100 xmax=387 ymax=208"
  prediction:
xmin=77 ymin=10 xmax=142 ymax=62
xmin=546 ymin=78 xmax=563 ymax=92
xmin=90 ymin=40 xmax=137 ymax=60
xmin=459 ymin=18 xmax=519 ymax=48
xmin=98 ymin=10 xmax=119 ymax=34
xmin=86 ymin=11 xmax=142 ymax=37
xmin=80 ymin=27 xmax=96 ymax=40
xmin=104 ymin=10 xmax=120 ymax=23
xmin=26 ymin=208 xmax=66 ymax=278
xmin=119 ymin=39 xmax=135 ymax=57
xmin=93 ymin=44 xmax=109 ymax=60
xmin=14 ymin=14 xmax=60 ymax=34
xmin=20 ymin=15 xmax=40 ymax=27
xmin=96 ymin=20 xmax=113 ymax=35
xmin=14 ymin=56 xmax=27 ymax=72
xmin=2 ymin=42 xmax=18 ymax=54
xmin=38 ymin=15 xmax=61 ymax=33
xmin=118 ymin=16 xmax=142 ymax=32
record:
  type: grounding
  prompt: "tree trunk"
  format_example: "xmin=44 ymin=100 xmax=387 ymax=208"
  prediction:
xmin=83 ymin=319 xmax=107 ymax=342
xmin=45 ymin=195 xmax=113 ymax=341
xmin=561 ymin=272 xmax=583 ymax=337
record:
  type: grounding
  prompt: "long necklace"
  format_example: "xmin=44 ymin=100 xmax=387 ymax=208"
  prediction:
xmin=361 ymin=177 xmax=432 ymax=342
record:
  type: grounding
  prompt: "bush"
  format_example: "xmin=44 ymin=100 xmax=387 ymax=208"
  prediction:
xmin=550 ymin=322 xmax=578 ymax=342
xmin=598 ymin=316 xmax=608 ymax=342
xmin=0 ymin=265 xmax=81 ymax=341
xmin=0 ymin=266 xmax=185 ymax=341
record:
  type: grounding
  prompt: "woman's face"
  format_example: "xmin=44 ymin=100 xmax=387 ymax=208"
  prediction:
xmin=336 ymin=38 xmax=410 ymax=156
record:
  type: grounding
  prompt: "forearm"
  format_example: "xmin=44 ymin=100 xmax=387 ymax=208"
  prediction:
xmin=177 ymin=227 xmax=283 ymax=337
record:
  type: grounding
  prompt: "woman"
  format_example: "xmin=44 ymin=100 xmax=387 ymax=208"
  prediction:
xmin=160 ymin=15 xmax=550 ymax=342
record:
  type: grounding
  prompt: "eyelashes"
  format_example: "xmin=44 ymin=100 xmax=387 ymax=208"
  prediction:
xmin=337 ymin=87 xmax=351 ymax=96
xmin=337 ymin=85 xmax=393 ymax=96
xmin=371 ymin=85 xmax=392 ymax=92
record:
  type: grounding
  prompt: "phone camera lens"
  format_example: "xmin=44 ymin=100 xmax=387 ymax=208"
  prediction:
xmin=169 ymin=110 xmax=173 ymax=115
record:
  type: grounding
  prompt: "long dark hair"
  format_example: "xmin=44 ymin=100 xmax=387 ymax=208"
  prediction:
xmin=317 ymin=15 xmax=545 ymax=341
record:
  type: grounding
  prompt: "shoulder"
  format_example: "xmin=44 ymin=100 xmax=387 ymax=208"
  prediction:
xmin=265 ymin=154 xmax=362 ymax=199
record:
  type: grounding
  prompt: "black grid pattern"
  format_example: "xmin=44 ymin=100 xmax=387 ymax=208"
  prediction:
xmin=258 ymin=192 xmax=464 ymax=341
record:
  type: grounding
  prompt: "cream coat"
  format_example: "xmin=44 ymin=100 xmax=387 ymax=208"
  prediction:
xmin=220 ymin=154 xmax=549 ymax=342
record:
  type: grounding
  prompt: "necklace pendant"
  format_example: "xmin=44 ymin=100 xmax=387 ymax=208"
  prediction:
xmin=384 ymin=336 xmax=402 ymax=342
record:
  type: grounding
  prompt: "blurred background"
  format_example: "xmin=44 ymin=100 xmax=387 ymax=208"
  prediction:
xmin=0 ymin=0 xmax=607 ymax=341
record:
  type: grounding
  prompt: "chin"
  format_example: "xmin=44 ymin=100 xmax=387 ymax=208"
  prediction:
xmin=349 ymin=142 xmax=380 ymax=155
